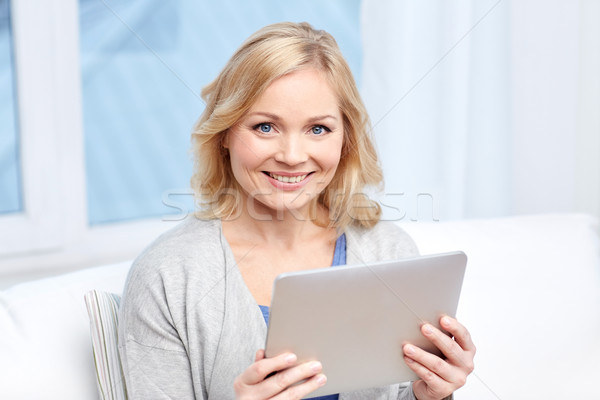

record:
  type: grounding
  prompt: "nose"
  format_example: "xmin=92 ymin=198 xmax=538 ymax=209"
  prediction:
xmin=274 ymin=134 xmax=308 ymax=165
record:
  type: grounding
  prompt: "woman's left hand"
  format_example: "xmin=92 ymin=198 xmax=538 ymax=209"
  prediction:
xmin=402 ymin=315 xmax=476 ymax=400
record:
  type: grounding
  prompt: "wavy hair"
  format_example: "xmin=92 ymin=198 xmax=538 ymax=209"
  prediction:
xmin=191 ymin=22 xmax=383 ymax=230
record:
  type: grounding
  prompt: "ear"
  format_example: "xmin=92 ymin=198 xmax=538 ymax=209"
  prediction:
xmin=222 ymin=131 xmax=229 ymax=149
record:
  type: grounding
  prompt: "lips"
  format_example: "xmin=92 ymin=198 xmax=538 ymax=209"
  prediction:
xmin=267 ymin=172 xmax=309 ymax=183
xmin=261 ymin=171 xmax=315 ymax=190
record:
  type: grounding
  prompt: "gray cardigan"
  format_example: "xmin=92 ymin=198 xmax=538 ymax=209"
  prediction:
xmin=118 ymin=217 xmax=421 ymax=399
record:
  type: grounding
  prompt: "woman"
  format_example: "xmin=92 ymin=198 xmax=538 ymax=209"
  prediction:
xmin=118 ymin=22 xmax=475 ymax=400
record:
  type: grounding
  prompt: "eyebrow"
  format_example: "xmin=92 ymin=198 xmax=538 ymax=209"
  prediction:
xmin=247 ymin=111 xmax=338 ymax=123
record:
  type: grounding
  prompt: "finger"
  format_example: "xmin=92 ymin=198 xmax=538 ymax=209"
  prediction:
xmin=271 ymin=372 xmax=327 ymax=400
xmin=255 ymin=349 xmax=265 ymax=362
xmin=421 ymin=323 xmax=470 ymax=365
xmin=404 ymin=353 xmax=459 ymax=400
xmin=264 ymin=360 xmax=324 ymax=397
xmin=440 ymin=316 xmax=476 ymax=354
xmin=419 ymin=323 xmax=475 ymax=378
xmin=240 ymin=352 xmax=298 ymax=385
xmin=403 ymin=344 xmax=458 ymax=383
xmin=403 ymin=354 xmax=446 ymax=392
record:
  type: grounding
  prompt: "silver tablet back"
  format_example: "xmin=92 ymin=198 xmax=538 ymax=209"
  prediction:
xmin=265 ymin=251 xmax=467 ymax=398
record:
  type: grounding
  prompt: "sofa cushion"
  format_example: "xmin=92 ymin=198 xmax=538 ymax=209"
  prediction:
xmin=0 ymin=261 xmax=130 ymax=400
xmin=0 ymin=214 xmax=598 ymax=399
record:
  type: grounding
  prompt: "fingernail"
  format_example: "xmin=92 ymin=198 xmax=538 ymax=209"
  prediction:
xmin=423 ymin=324 xmax=433 ymax=334
xmin=404 ymin=356 xmax=414 ymax=364
xmin=286 ymin=354 xmax=297 ymax=364
xmin=310 ymin=361 xmax=322 ymax=372
xmin=316 ymin=374 xmax=327 ymax=386
xmin=441 ymin=316 xmax=451 ymax=327
xmin=404 ymin=345 xmax=415 ymax=356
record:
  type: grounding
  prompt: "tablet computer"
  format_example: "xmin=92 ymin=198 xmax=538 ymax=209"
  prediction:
xmin=264 ymin=251 xmax=467 ymax=398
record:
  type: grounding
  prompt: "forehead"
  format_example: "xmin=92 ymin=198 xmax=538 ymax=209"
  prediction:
xmin=248 ymin=68 xmax=340 ymax=117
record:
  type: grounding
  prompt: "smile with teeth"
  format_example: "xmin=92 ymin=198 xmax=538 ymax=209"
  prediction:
xmin=267 ymin=172 xmax=309 ymax=184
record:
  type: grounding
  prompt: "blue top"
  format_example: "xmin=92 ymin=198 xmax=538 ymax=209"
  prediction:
xmin=259 ymin=233 xmax=346 ymax=400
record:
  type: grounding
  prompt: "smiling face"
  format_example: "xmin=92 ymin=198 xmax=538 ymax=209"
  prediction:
xmin=224 ymin=67 xmax=344 ymax=220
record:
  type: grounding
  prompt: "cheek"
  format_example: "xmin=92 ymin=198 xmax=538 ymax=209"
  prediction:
xmin=322 ymin=138 xmax=344 ymax=170
xmin=230 ymin=153 xmax=260 ymax=184
xmin=229 ymin=136 xmax=263 ymax=172
xmin=325 ymin=151 xmax=342 ymax=171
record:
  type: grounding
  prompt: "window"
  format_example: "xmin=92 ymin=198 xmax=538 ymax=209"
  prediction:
xmin=0 ymin=0 xmax=361 ymax=275
xmin=79 ymin=0 xmax=362 ymax=225
xmin=0 ymin=0 xmax=21 ymax=215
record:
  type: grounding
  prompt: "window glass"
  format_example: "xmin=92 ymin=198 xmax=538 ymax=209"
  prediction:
xmin=0 ymin=0 xmax=22 ymax=215
xmin=79 ymin=0 xmax=361 ymax=225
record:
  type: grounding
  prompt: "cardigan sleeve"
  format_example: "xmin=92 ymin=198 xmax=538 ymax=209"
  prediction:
xmin=118 ymin=260 xmax=201 ymax=400
xmin=397 ymin=382 xmax=416 ymax=400
xmin=117 ymin=218 xmax=228 ymax=400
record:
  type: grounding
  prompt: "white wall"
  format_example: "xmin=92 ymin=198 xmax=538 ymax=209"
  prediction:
xmin=575 ymin=0 xmax=600 ymax=221
xmin=361 ymin=0 xmax=600 ymax=223
xmin=510 ymin=0 xmax=579 ymax=215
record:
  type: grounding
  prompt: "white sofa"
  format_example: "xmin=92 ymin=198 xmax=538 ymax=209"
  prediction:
xmin=1 ymin=214 xmax=599 ymax=399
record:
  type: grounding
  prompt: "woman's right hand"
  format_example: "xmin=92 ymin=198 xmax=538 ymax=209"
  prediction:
xmin=234 ymin=349 xmax=327 ymax=399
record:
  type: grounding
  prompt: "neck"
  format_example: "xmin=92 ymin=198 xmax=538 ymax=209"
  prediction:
xmin=222 ymin=199 xmax=332 ymax=249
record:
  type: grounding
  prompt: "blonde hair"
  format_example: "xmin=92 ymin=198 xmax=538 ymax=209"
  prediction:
xmin=191 ymin=22 xmax=383 ymax=230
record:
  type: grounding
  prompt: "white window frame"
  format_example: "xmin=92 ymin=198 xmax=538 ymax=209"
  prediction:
xmin=2 ymin=0 xmax=599 ymax=281
xmin=0 ymin=0 xmax=175 ymax=278
xmin=0 ymin=0 xmax=74 ymax=258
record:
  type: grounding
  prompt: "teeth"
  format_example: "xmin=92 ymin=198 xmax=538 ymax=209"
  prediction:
xmin=269 ymin=173 xmax=308 ymax=183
